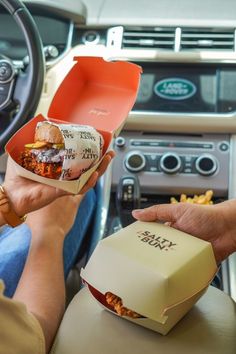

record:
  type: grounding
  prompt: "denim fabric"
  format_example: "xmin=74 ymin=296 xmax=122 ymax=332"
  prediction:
xmin=63 ymin=189 xmax=96 ymax=277
xmin=0 ymin=224 xmax=31 ymax=298
xmin=0 ymin=189 xmax=96 ymax=298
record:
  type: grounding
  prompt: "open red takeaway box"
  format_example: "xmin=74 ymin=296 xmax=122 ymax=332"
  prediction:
xmin=5 ymin=57 xmax=142 ymax=193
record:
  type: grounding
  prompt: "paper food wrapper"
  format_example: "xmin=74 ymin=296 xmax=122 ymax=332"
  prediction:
xmin=36 ymin=121 xmax=104 ymax=180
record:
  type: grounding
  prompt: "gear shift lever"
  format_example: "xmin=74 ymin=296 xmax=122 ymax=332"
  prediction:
xmin=116 ymin=175 xmax=141 ymax=227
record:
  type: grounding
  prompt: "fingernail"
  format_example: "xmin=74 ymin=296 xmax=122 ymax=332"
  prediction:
xmin=165 ymin=222 xmax=172 ymax=227
xmin=132 ymin=209 xmax=142 ymax=214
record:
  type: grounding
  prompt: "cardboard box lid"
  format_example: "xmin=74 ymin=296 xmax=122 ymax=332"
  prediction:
xmin=47 ymin=56 xmax=142 ymax=137
xmin=81 ymin=221 xmax=217 ymax=323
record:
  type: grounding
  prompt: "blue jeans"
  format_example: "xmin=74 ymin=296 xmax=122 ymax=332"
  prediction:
xmin=0 ymin=189 xmax=96 ymax=298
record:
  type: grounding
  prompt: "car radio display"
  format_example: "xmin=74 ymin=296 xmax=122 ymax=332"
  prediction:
xmin=133 ymin=63 xmax=236 ymax=114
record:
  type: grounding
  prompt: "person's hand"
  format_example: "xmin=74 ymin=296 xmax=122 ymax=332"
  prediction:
xmin=3 ymin=151 xmax=115 ymax=216
xmin=132 ymin=200 xmax=236 ymax=263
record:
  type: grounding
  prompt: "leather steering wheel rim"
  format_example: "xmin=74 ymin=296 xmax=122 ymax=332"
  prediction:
xmin=0 ymin=0 xmax=44 ymax=154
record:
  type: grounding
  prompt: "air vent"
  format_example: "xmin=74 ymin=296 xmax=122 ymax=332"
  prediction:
xmin=122 ymin=27 xmax=175 ymax=50
xmin=181 ymin=28 xmax=235 ymax=51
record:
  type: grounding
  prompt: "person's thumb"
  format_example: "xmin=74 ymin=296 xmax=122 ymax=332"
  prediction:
xmin=132 ymin=203 xmax=183 ymax=223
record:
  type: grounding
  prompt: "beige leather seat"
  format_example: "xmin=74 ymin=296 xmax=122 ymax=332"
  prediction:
xmin=50 ymin=286 xmax=236 ymax=354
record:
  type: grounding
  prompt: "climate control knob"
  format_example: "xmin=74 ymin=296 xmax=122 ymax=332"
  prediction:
xmin=160 ymin=153 xmax=182 ymax=174
xmin=125 ymin=152 xmax=146 ymax=172
xmin=195 ymin=155 xmax=218 ymax=176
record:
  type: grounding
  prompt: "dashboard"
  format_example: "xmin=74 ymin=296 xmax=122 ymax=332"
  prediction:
xmin=0 ymin=0 xmax=86 ymax=62
xmin=0 ymin=13 xmax=70 ymax=59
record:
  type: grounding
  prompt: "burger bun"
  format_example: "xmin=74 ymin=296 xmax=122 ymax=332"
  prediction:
xmin=34 ymin=122 xmax=64 ymax=144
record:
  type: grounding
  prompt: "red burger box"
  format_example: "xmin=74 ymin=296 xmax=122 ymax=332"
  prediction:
xmin=5 ymin=57 xmax=142 ymax=193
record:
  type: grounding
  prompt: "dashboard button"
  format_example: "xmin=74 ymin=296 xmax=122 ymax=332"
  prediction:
xmin=125 ymin=152 xmax=146 ymax=172
xmin=44 ymin=45 xmax=59 ymax=59
xmin=82 ymin=31 xmax=100 ymax=44
xmin=219 ymin=141 xmax=229 ymax=152
xmin=160 ymin=153 xmax=182 ymax=174
xmin=145 ymin=154 xmax=159 ymax=172
xmin=195 ymin=155 xmax=218 ymax=176
xmin=0 ymin=60 xmax=14 ymax=83
xmin=115 ymin=136 xmax=126 ymax=148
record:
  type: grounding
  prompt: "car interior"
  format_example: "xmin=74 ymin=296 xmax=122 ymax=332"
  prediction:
xmin=0 ymin=0 xmax=235 ymax=351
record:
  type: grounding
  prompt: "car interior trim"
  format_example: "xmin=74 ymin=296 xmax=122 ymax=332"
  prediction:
xmin=125 ymin=111 xmax=236 ymax=133
xmin=225 ymin=134 xmax=236 ymax=301
xmin=174 ymin=27 xmax=181 ymax=52
xmin=228 ymin=255 xmax=236 ymax=301
xmin=12 ymin=21 xmax=74 ymax=70
xmin=89 ymin=163 xmax=114 ymax=253
xmin=23 ymin=0 xmax=87 ymax=23
xmin=45 ymin=21 xmax=74 ymax=69
xmin=0 ymin=79 xmax=14 ymax=109
xmin=108 ymin=49 xmax=236 ymax=64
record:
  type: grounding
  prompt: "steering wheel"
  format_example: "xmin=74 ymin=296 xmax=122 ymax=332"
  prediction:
xmin=0 ymin=0 xmax=45 ymax=154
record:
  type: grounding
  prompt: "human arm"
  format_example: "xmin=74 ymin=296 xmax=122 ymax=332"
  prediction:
xmin=5 ymin=151 xmax=114 ymax=353
xmin=13 ymin=194 xmax=83 ymax=353
xmin=132 ymin=199 xmax=236 ymax=263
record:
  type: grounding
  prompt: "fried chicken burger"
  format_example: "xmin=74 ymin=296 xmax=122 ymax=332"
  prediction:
xmin=19 ymin=121 xmax=103 ymax=180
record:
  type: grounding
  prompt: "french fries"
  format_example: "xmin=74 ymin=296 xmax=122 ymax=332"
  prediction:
xmin=170 ymin=190 xmax=214 ymax=205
